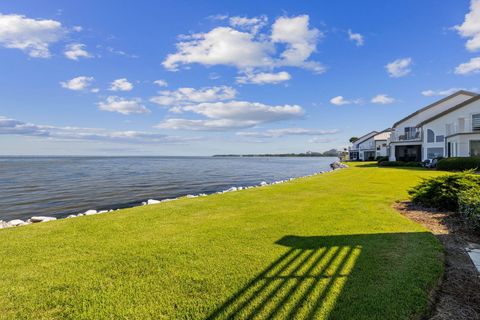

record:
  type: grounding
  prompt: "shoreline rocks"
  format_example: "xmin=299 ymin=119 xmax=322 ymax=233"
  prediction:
xmin=0 ymin=163 xmax=347 ymax=230
xmin=330 ymin=161 xmax=348 ymax=170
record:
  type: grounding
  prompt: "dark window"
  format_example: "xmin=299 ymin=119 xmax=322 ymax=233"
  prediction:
xmin=436 ymin=135 xmax=444 ymax=142
xmin=471 ymin=140 xmax=480 ymax=157
xmin=427 ymin=147 xmax=443 ymax=159
xmin=427 ymin=129 xmax=435 ymax=143
xmin=473 ymin=114 xmax=480 ymax=131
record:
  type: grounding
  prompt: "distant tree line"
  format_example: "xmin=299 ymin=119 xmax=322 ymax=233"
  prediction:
xmin=213 ymin=149 xmax=342 ymax=157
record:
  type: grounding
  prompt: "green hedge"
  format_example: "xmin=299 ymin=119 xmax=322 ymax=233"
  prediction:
xmin=378 ymin=161 xmax=422 ymax=167
xmin=459 ymin=187 xmax=480 ymax=231
xmin=437 ymin=157 xmax=480 ymax=171
xmin=408 ymin=171 xmax=480 ymax=211
xmin=376 ymin=156 xmax=389 ymax=163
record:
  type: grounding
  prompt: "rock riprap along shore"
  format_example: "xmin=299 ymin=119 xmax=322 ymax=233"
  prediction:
xmin=0 ymin=162 xmax=348 ymax=230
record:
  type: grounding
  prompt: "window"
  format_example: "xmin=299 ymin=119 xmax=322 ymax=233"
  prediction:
xmin=427 ymin=147 xmax=443 ymax=159
xmin=427 ymin=129 xmax=435 ymax=143
xmin=436 ymin=135 xmax=444 ymax=142
xmin=470 ymin=140 xmax=480 ymax=157
xmin=473 ymin=114 xmax=480 ymax=131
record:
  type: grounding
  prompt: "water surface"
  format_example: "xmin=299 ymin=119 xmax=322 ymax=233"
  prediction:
xmin=0 ymin=156 xmax=336 ymax=220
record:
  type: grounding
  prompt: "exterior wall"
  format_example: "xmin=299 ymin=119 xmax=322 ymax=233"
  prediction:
xmin=394 ymin=93 xmax=473 ymax=134
xmin=422 ymin=120 xmax=446 ymax=159
xmin=375 ymin=140 xmax=388 ymax=157
xmin=423 ymin=98 xmax=480 ymax=159
xmin=446 ymin=134 xmax=480 ymax=157
xmin=389 ymin=145 xmax=395 ymax=161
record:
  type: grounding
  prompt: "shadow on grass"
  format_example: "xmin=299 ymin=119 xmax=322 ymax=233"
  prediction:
xmin=355 ymin=163 xmax=428 ymax=171
xmin=206 ymin=232 xmax=440 ymax=320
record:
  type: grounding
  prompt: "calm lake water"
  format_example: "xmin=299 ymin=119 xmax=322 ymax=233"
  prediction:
xmin=0 ymin=156 xmax=336 ymax=221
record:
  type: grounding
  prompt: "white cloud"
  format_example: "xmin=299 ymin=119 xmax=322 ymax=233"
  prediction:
xmin=0 ymin=116 xmax=196 ymax=144
xmin=97 ymin=96 xmax=150 ymax=115
xmin=229 ymin=15 xmax=268 ymax=34
xmin=308 ymin=137 xmax=336 ymax=143
xmin=0 ymin=13 xmax=65 ymax=58
xmin=347 ymin=29 xmax=364 ymax=46
xmin=157 ymin=100 xmax=304 ymax=131
xmin=371 ymin=94 xmax=395 ymax=104
xmin=163 ymin=27 xmax=274 ymax=71
xmin=455 ymin=56 xmax=480 ymax=74
xmin=163 ymin=15 xmax=323 ymax=73
xmin=64 ymin=43 xmax=92 ymax=60
xmin=454 ymin=0 xmax=480 ymax=52
xmin=60 ymin=76 xmax=94 ymax=91
xmin=271 ymin=15 xmax=323 ymax=72
xmin=182 ymin=101 xmax=303 ymax=121
xmin=236 ymin=71 xmax=291 ymax=84
xmin=153 ymin=79 xmax=168 ymax=87
xmin=150 ymin=86 xmax=237 ymax=106
xmin=385 ymin=58 xmax=412 ymax=77
xmin=109 ymin=78 xmax=134 ymax=91
xmin=329 ymin=96 xmax=361 ymax=106
xmin=104 ymin=46 xmax=138 ymax=58
xmin=236 ymin=128 xmax=339 ymax=138
xmin=156 ymin=118 xmax=256 ymax=131
xmin=421 ymin=87 xmax=477 ymax=96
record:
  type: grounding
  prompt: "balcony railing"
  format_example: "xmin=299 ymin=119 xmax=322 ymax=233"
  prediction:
xmin=390 ymin=128 xmax=422 ymax=142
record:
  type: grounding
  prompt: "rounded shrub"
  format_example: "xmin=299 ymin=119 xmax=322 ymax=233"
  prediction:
xmin=376 ymin=156 xmax=389 ymax=163
xmin=458 ymin=187 xmax=480 ymax=231
xmin=408 ymin=170 xmax=480 ymax=211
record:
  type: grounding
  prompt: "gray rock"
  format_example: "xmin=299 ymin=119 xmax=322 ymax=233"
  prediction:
xmin=30 ymin=216 xmax=57 ymax=223
xmin=8 ymin=219 xmax=26 ymax=227
xmin=0 ymin=220 xmax=9 ymax=229
xmin=146 ymin=199 xmax=161 ymax=205
xmin=84 ymin=210 xmax=98 ymax=215
xmin=330 ymin=162 xmax=348 ymax=170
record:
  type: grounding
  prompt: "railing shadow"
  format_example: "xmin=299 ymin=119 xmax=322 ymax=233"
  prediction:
xmin=206 ymin=232 xmax=439 ymax=320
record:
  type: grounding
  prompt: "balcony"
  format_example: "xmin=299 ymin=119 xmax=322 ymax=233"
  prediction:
xmin=390 ymin=128 xmax=422 ymax=142
xmin=446 ymin=118 xmax=478 ymax=136
xmin=348 ymin=143 xmax=375 ymax=151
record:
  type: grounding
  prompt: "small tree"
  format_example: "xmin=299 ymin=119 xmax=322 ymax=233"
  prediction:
xmin=349 ymin=137 xmax=359 ymax=143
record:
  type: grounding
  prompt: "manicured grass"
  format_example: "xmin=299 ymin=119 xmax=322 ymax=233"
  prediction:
xmin=0 ymin=163 xmax=445 ymax=319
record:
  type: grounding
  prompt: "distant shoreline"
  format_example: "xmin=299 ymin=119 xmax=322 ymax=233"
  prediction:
xmin=212 ymin=154 xmax=339 ymax=158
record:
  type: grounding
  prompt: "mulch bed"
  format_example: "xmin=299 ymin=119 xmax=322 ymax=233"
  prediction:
xmin=395 ymin=202 xmax=480 ymax=320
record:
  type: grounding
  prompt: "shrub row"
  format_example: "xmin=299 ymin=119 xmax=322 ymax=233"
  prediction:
xmin=437 ymin=157 xmax=480 ymax=171
xmin=409 ymin=171 xmax=480 ymax=231
xmin=378 ymin=161 xmax=422 ymax=167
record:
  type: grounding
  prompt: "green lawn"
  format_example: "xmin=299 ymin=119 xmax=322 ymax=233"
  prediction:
xmin=0 ymin=163 xmax=445 ymax=320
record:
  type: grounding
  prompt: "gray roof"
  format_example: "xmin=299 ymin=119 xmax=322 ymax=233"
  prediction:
xmin=353 ymin=131 xmax=378 ymax=145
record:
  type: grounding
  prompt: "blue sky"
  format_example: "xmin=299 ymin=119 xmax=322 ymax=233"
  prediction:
xmin=1 ymin=0 xmax=479 ymax=155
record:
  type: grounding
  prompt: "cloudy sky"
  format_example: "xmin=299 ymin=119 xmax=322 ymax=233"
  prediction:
xmin=1 ymin=0 xmax=479 ymax=155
